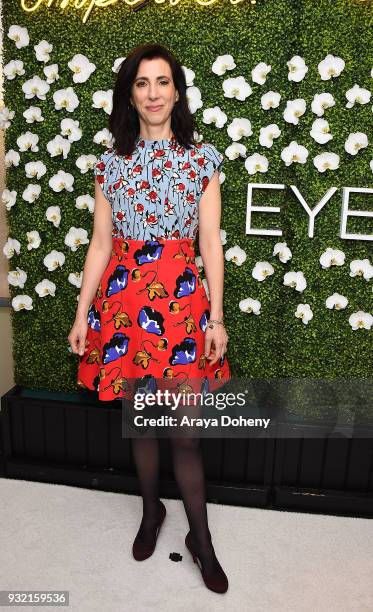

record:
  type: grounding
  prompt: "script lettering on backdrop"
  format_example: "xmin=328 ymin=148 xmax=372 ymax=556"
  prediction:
xmin=21 ymin=0 xmax=247 ymax=25
xmin=246 ymin=185 xmax=373 ymax=241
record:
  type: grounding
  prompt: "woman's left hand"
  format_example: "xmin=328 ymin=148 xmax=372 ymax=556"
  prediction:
xmin=204 ymin=324 xmax=229 ymax=365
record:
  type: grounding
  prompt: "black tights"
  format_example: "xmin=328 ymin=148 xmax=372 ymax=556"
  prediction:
xmin=131 ymin=433 xmax=220 ymax=573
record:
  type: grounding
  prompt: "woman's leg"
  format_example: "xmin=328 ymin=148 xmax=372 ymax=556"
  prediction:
xmin=131 ymin=437 xmax=162 ymax=544
xmin=170 ymin=434 xmax=222 ymax=575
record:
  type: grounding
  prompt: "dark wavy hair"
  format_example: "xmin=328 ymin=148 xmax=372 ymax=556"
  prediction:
xmin=108 ymin=43 xmax=198 ymax=156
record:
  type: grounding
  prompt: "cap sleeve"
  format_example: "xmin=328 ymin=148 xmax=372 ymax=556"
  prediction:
xmin=199 ymin=142 xmax=224 ymax=197
xmin=93 ymin=149 xmax=115 ymax=202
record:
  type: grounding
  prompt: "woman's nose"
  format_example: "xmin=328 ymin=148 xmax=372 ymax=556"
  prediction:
xmin=148 ymin=85 xmax=160 ymax=99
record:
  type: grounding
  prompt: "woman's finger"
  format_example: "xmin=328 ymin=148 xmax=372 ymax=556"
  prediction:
xmin=204 ymin=337 xmax=212 ymax=357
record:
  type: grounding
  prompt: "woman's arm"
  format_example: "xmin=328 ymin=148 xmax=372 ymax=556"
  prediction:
xmin=198 ymin=170 xmax=228 ymax=364
xmin=68 ymin=178 xmax=113 ymax=355
xmin=76 ymin=178 xmax=114 ymax=319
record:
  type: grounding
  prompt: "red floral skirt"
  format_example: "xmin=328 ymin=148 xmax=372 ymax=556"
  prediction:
xmin=77 ymin=237 xmax=231 ymax=402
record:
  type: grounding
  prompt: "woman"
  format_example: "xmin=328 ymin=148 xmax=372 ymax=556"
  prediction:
xmin=68 ymin=43 xmax=231 ymax=594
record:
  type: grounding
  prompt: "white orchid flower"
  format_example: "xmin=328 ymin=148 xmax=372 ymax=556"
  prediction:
xmin=48 ymin=170 xmax=75 ymax=192
xmin=22 ymin=184 xmax=42 ymax=203
xmin=344 ymin=132 xmax=368 ymax=155
xmin=283 ymin=98 xmax=307 ymax=124
xmin=220 ymin=229 xmax=227 ymax=245
xmin=186 ymin=86 xmax=203 ymax=113
xmin=261 ymin=91 xmax=281 ymax=110
xmin=112 ymin=57 xmax=127 ymax=73
xmin=7 ymin=25 xmax=29 ymax=48
xmin=193 ymin=131 xmax=203 ymax=144
xmin=43 ymin=64 xmax=59 ymax=84
xmin=182 ymin=66 xmax=195 ymax=86
xmin=26 ymin=231 xmax=41 ymax=250
xmin=310 ymin=118 xmax=333 ymax=144
xmin=76 ymin=154 xmax=98 ymax=173
xmin=64 ymin=227 xmax=89 ymax=251
xmin=245 ymin=153 xmax=269 ymax=175
xmin=326 ymin=293 xmax=348 ymax=310
xmin=8 ymin=267 xmax=27 ymax=289
xmin=22 ymin=75 xmax=50 ymax=100
xmin=202 ymin=107 xmax=228 ymax=128
xmin=259 ymin=124 xmax=281 ymax=148
xmin=212 ymin=54 xmax=236 ymax=76
xmin=68 ymin=53 xmax=96 ymax=83
xmin=319 ymin=247 xmax=345 ymax=268
xmin=43 ymin=250 xmax=65 ymax=271
xmin=252 ymin=261 xmax=274 ymax=281
xmin=287 ymin=55 xmax=308 ymax=82
xmin=225 ymin=142 xmax=247 ymax=160
xmin=23 ymin=106 xmax=44 ymax=123
xmin=4 ymin=59 xmax=25 ymax=79
xmin=345 ymin=84 xmax=371 ymax=108
xmin=2 ymin=189 xmax=17 ymax=211
xmin=60 ymin=118 xmax=82 ymax=142
xmin=239 ymin=297 xmax=261 ymax=314
xmin=12 ymin=295 xmax=33 ymax=311
xmin=311 ymin=92 xmax=336 ymax=116
xmin=223 ymin=76 xmax=252 ymax=101
xmin=46 ymin=134 xmax=71 ymax=159
xmin=251 ymin=62 xmax=271 ymax=85
xmin=225 ymin=245 xmax=247 ymax=266
xmin=295 ymin=304 xmax=313 ymax=324
xmin=194 ymin=256 xmax=204 ymax=272
xmin=16 ymin=131 xmax=39 ymax=152
xmin=281 ymin=141 xmax=308 ymax=166
xmin=3 ymin=237 xmax=21 ymax=259
xmin=5 ymin=150 xmax=21 ymax=167
xmin=68 ymin=272 xmax=83 ymax=289
xmin=46 ymin=206 xmax=62 ymax=229
xmin=227 ymin=118 xmax=252 ymax=141
xmin=34 ymin=40 xmax=53 ymax=62
xmin=318 ymin=54 xmax=345 ymax=80
xmin=93 ymin=128 xmax=114 ymax=148
xmin=313 ymin=152 xmax=340 ymax=172
xmin=349 ymin=311 xmax=373 ymax=330
xmin=25 ymin=160 xmax=47 ymax=179
xmin=0 ymin=106 xmax=15 ymax=129
xmin=35 ymin=279 xmax=56 ymax=297
xmin=76 ymin=195 xmax=95 ymax=214
xmin=283 ymin=271 xmax=307 ymax=292
xmin=349 ymin=259 xmax=373 ymax=281
xmin=273 ymin=242 xmax=292 ymax=263
xmin=53 ymin=86 xmax=80 ymax=112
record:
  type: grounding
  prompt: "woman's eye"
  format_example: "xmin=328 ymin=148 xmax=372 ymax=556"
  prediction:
xmin=136 ymin=81 xmax=169 ymax=87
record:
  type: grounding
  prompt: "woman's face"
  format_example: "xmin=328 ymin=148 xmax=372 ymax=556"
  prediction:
xmin=130 ymin=57 xmax=179 ymax=133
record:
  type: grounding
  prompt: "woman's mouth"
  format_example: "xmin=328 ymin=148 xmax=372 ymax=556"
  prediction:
xmin=147 ymin=105 xmax=163 ymax=111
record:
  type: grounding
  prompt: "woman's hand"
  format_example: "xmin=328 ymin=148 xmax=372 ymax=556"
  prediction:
xmin=204 ymin=324 xmax=229 ymax=366
xmin=68 ymin=316 xmax=89 ymax=357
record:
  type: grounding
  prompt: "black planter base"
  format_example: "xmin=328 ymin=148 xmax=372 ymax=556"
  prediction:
xmin=1 ymin=386 xmax=372 ymax=517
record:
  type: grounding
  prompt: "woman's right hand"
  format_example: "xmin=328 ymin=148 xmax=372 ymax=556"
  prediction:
xmin=68 ymin=316 xmax=89 ymax=357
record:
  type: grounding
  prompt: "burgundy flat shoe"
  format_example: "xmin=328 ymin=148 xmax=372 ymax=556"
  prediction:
xmin=185 ymin=531 xmax=229 ymax=594
xmin=132 ymin=501 xmax=166 ymax=561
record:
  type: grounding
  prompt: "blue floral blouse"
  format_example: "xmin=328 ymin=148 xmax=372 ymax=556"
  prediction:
xmin=93 ymin=135 xmax=224 ymax=240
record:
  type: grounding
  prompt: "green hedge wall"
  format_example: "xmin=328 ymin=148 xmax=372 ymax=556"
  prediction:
xmin=3 ymin=0 xmax=372 ymax=418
